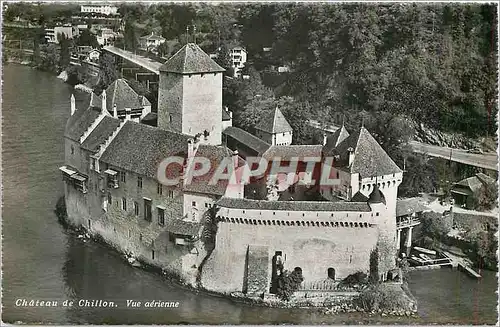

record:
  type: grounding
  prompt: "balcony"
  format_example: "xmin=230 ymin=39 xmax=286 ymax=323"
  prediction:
xmin=396 ymin=216 xmax=420 ymax=229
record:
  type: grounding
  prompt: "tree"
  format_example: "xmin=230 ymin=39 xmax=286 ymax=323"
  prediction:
xmin=58 ymin=33 xmax=71 ymax=70
xmin=471 ymin=183 xmax=498 ymax=211
xmin=276 ymin=268 xmax=304 ymax=301
xmin=123 ymin=19 xmax=138 ymax=51
xmin=76 ymin=29 xmax=99 ymax=48
xmin=96 ymin=53 xmax=119 ymax=92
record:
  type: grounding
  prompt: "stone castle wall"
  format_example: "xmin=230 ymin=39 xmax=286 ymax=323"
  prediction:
xmin=200 ymin=208 xmax=380 ymax=294
xmin=64 ymin=159 xmax=210 ymax=286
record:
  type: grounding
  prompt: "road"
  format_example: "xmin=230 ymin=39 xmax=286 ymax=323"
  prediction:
xmin=410 ymin=141 xmax=498 ymax=171
xmin=307 ymin=120 xmax=498 ymax=171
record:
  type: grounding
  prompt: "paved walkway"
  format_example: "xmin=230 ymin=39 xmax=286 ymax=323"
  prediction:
xmin=103 ymin=46 xmax=163 ymax=75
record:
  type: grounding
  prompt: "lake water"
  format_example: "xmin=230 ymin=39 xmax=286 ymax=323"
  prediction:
xmin=2 ymin=64 xmax=497 ymax=325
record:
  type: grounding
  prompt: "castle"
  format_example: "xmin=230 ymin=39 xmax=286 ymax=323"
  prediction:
xmin=61 ymin=43 xmax=403 ymax=298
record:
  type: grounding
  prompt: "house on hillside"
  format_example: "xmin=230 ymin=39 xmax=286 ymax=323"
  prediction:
xmin=139 ymin=32 xmax=166 ymax=53
xmin=450 ymin=173 xmax=497 ymax=209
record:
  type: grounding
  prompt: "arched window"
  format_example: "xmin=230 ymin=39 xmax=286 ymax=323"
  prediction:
xmin=328 ymin=267 xmax=336 ymax=280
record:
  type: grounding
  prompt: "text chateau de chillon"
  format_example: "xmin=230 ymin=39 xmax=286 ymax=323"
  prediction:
xmin=60 ymin=43 xmax=404 ymax=297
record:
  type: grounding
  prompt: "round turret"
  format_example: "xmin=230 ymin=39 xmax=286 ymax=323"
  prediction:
xmin=368 ymin=184 xmax=386 ymax=204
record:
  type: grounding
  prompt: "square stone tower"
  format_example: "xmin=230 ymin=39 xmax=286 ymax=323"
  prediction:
xmin=158 ymin=43 xmax=225 ymax=145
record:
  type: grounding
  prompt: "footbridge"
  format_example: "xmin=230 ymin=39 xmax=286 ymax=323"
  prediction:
xmin=103 ymin=46 xmax=163 ymax=75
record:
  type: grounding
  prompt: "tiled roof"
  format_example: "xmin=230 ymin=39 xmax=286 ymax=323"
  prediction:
xmin=140 ymin=33 xmax=165 ymax=41
xmin=106 ymin=79 xmax=151 ymax=111
xmin=324 ymin=124 xmax=349 ymax=154
xmin=165 ymin=219 xmax=201 ymax=237
xmin=81 ymin=116 xmax=120 ymax=152
xmin=90 ymin=79 xmax=151 ymax=112
xmin=476 ymin=173 xmax=496 ymax=185
xmin=326 ymin=127 xmax=402 ymax=178
xmin=65 ymin=106 xmax=102 ymax=141
xmin=396 ymin=197 xmax=428 ymax=217
xmin=453 ymin=173 xmax=495 ymax=194
xmin=100 ymin=121 xmax=190 ymax=179
xmin=159 ymin=43 xmax=225 ymax=74
xmin=262 ymin=145 xmax=323 ymax=161
xmin=255 ymin=107 xmax=292 ymax=134
xmin=223 ymin=126 xmax=271 ymax=154
xmin=183 ymin=144 xmax=241 ymax=196
xmin=217 ymin=197 xmax=371 ymax=212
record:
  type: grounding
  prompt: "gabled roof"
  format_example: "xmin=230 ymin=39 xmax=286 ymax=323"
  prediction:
xmin=255 ymin=107 xmax=293 ymax=134
xmin=453 ymin=173 xmax=496 ymax=193
xmin=159 ymin=43 xmax=225 ymax=74
xmin=90 ymin=79 xmax=151 ymax=112
xmin=81 ymin=116 xmax=120 ymax=152
xmin=326 ymin=127 xmax=402 ymax=178
xmin=324 ymin=124 xmax=350 ymax=154
xmin=105 ymin=79 xmax=151 ymax=110
xmin=262 ymin=145 xmax=323 ymax=161
xmin=100 ymin=121 xmax=190 ymax=179
xmin=140 ymin=33 xmax=165 ymax=41
xmin=223 ymin=126 xmax=271 ymax=155
xmin=65 ymin=106 xmax=102 ymax=141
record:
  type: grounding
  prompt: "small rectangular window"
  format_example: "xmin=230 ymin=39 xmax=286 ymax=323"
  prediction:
xmin=158 ymin=207 xmax=165 ymax=226
xmin=192 ymin=201 xmax=196 ymax=207
xmin=157 ymin=183 xmax=163 ymax=195
xmin=107 ymin=193 xmax=112 ymax=206
xmin=134 ymin=201 xmax=139 ymax=215
xmin=120 ymin=171 xmax=126 ymax=183
xmin=168 ymin=190 xmax=173 ymax=198
xmin=122 ymin=197 xmax=127 ymax=211
xmin=137 ymin=176 xmax=143 ymax=189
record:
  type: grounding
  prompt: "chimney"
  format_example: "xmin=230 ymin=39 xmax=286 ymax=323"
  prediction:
xmin=232 ymin=150 xmax=239 ymax=170
xmin=229 ymin=111 xmax=233 ymax=119
xmin=347 ymin=147 xmax=355 ymax=166
xmin=322 ymin=133 xmax=327 ymax=146
xmin=70 ymin=93 xmax=76 ymax=116
xmin=187 ymin=139 xmax=195 ymax=159
xmin=101 ymin=89 xmax=107 ymax=112
xmin=113 ymin=104 xmax=117 ymax=118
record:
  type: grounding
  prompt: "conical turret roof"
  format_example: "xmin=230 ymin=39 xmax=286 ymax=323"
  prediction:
xmin=368 ymin=184 xmax=385 ymax=204
xmin=159 ymin=43 xmax=225 ymax=74
xmin=255 ymin=106 xmax=293 ymax=134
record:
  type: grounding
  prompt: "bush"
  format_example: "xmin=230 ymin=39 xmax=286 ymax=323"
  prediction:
xmin=276 ymin=268 xmax=304 ymax=301
xmin=420 ymin=211 xmax=451 ymax=239
xmin=340 ymin=271 xmax=368 ymax=288
xmin=356 ymin=284 xmax=414 ymax=312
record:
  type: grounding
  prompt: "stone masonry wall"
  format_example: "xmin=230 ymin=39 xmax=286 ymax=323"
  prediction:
xmin=201 ymin=218 xmax=379 ymax=294
xmin=181 ymin=73 xmax=223 ymax=145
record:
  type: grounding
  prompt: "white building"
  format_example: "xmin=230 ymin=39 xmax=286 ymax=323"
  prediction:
xmin=229 ymin=46 xmax=247 ymax=77
xmin=45 ymin=26 xmax=78 ymax=44
xmin=96 ymin=28 xmax=117 ymax=46
xmin=80 ymin=5 xmax=118 ymax=16
xmin=139 ymin=32 xmax=166 ymax=53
